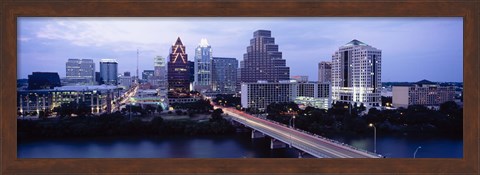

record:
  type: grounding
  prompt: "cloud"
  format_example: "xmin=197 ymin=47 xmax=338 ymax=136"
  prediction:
xmin=19 ymin=17 xmax=463 ymax=82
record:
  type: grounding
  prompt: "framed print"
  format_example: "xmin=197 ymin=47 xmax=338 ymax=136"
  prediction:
xmin=1 ymin=0 xmax=478 ymax=174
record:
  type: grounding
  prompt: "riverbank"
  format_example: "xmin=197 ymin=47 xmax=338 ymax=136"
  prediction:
xmin=17 ymin=112 xmax=235 ymax=140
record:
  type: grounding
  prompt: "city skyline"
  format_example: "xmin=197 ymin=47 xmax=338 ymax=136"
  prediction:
xmin=18 ymin=17 xmax=463 ymax=82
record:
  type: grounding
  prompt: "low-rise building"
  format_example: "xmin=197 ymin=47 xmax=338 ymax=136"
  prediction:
xmin=17 ymin=85 xmax=121 ymax=116
xmin=392 ymin=80 xmax=455 ymax=108
xmin=241 ymin=81 xmax=331 ymax=111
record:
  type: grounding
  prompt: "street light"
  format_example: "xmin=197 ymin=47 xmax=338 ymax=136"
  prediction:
xmin=369 ymin=123 xmax=377 ymax=153
xmin=413 ymin=146 xmax=422 ymax=158
xmin=289 ymin=115 xmax=296 ymax=129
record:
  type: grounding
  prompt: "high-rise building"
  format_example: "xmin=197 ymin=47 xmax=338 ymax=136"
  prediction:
xmin=27 ymin=72 xmax=61 ymax=90
xmin=99 ymin=59 xmax=118 ymax=85
xmin=153 ymin=56 xmax=167 ymax=90
xmin=95 ymin=72 xmax=101 ymax=85
xmin=318 ymin=61 xmax=332 ymax=83
xmin=212 ymin=57 xmax=238 ymax=94
xmin=167 ymin=37 xmax=190 ymax=93
xmin=291 ymin=75 xmax=308 ymax=83
xmin=142 ymin=70 xmax=154 ymax=80
xmin=193 ymin=38 xmax=213 ymax=92
xmin=239 ymin=30 xmax=290 ymax=84
xmin=331 ymin=39 xmax=382 ymax=107
xmin=392 ymin=80 xmax=456 ymax=108
xmin=124 ymin=71 xmax=131 ymax=77
xmin=65 ymin=59 xmax=95 ymax=84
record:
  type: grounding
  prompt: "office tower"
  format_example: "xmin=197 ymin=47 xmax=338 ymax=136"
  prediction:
xmin=331 ymin=39 xmax=382 ymax=107
xmin=27 ymin=72 xmax=61 ymax=90
xmin=167 ymin=37 xmax=190 ymax=92
xmin=392 ymin=80 xmax=455 ymax=108
xmin=291 ymin=75 xmax=308 ymax=83
xmin=99 ymin=59 xmax=118 ymax=85
xmin=65 ymin=59 xmax=95 ymax=84
xmin=124 ymin=71 xmax=131 ymax=77
xmin=212 ymin=57 xmax=238 ymax=94
xmin=95 ymin=72 xmax=101 ymax=84
xmin=142 ymin=70 xmax=154 ymax=80
xmin=318 ymin=61 xmax=332 ymax=83
xmin=239 ymin=30 xmax=290 ymax=84
xmin=193 ymin=38 xmax=213 ymax=92
xmin=241 ymin=81 xmax=331 ymax=111
xmin=153 ymin=56 xmax=167 ymax=89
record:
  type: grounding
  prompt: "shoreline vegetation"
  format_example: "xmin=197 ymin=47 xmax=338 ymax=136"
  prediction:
xmin=18 ymin=110 xmax=236 ymax=141
xmin=18 ymin=96 xmax=462 ymax=141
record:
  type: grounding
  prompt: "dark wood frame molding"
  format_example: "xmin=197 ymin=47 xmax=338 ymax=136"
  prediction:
xmin=1 ymin=0 xmax=478 ymax=174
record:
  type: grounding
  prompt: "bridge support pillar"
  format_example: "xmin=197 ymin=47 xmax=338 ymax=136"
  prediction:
xmin=298 ymin=151 xmax=305 ymax=158
xmin=251 ymin=130 xmax=265 ymax=139
xmin=270 ymin=138 xmax=287 ymax=149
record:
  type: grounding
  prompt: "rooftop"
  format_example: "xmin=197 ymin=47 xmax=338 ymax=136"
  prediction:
xmin=54 ymin=85 xmax=119 ymax=91
xmin=344 ymin=39 xmax=369 ymax=46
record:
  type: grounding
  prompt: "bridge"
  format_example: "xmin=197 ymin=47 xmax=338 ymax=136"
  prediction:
xmin=215 ymin=105 xmax=382 ymax=158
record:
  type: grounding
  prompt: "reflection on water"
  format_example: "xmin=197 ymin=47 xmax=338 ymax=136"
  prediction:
xmin=18 ymin=132 xmax=462 ymax=158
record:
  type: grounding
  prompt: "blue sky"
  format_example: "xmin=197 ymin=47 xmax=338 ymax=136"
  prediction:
xmin=17 ymin=17 xmax=463 ymax=82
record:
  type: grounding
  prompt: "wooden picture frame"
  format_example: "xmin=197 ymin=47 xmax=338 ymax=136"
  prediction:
xmin=1 ymin=0 xmax=478 ymax=174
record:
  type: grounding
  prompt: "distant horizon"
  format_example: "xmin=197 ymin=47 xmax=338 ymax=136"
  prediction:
xmin=18 ymin=17 xmax=463 ymax=82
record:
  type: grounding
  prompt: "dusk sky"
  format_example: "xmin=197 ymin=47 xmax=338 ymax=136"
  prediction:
xmin=18 ymin=17 xmax=463 ymax=82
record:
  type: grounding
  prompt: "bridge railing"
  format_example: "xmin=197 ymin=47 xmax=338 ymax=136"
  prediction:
xmin=230 ymin=116 xmax=330 ymax=158
xmin=238 ymin=111 xmax=381 ymax=158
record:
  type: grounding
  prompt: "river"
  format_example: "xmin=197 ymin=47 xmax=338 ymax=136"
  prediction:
xmin=18 ymin=132 xmax=462 ymax=158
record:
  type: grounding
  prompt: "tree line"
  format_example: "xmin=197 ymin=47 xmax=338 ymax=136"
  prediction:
xmin=18 ymin=102 xmax=235 ymax=140
xmin=265 ymin=101 xmax=463 ymax=137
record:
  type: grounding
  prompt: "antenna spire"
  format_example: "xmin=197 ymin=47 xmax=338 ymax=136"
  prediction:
xmin=137 ymin=48 xmax=139 ymax=83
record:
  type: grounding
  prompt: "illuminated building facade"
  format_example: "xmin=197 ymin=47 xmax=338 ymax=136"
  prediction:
xmin=153 ymin=56 xmax=167 ymax=91
xmin=17 ymin=85 xmax=121 ymax=116
xmin=239 ymin=30 xmax=289 ymax=84
xmin=331 ymin=39 xmax=382 ymax=107
xmin=241 ymin=81 xmax=331 ymax=111
xmin=193 ymin=38 xmax=213 ymax=92
xmin=167 ymin=37 xmax=190 ymax=93
xmin=65 ymin=59 xmax=95 ymax=85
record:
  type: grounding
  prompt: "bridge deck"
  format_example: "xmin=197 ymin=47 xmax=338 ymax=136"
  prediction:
xmin=217 ymin=106 xmax=381 ymax=158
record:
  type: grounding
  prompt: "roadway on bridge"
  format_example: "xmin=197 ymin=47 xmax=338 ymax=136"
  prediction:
xmin=216 ymin=106 xmax=381 ymax=158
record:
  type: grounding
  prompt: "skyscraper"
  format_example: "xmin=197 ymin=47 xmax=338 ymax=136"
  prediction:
xmin=153 ymin=56 xmax=167 ymax=90
xmin=239 ymin=30 xmax=290 ymax=84
xmin=331 ymin=39 xmax=382 ymax=107
xmin=65 ymin=59 xmax=95 ymax=84
xmin=212 ymin=57 xmax=238 ymax=94
xmin=167 ymin=37 xmax=190 ymax=93
xmin=193 ymin=38 xmax=212 ymax=92
xmin=99 ymin=59 xmax=118 ymax=85
xmin=318 ymin=61 xmax=332 ymax=83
